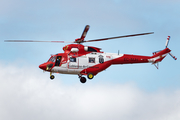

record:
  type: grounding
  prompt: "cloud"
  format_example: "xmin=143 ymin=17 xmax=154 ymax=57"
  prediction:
xmin=0 ymin=62 xmax=180 ymax=120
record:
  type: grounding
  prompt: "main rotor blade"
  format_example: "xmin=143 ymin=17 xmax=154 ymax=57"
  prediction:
xmin=4 ymin=40 xmax=73 ymax=43
xmin=80 ymin=25 xmax=90 ymax=40
xmin=83 ymin=32 xmax=154 ymax=43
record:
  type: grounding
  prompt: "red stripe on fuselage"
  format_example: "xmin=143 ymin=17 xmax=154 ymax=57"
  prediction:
xmin=80 ymin=54 xmax=151 ymax=76
xmin=112 ymin=54 xmax=151 ymax=64
xmin=80 ymin=60 xmax=112 ymax=76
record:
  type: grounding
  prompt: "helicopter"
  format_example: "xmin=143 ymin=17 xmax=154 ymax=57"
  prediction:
xmin=5 ymin=25 xmax=177 ymax=83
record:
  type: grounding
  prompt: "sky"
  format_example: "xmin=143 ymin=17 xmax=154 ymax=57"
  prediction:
xmin=0 ymin=0 xmax=180 ymax=120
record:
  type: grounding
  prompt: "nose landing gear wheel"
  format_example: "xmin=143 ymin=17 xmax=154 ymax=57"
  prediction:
xmin=80 ymin=77 xmax=86 ymax=83
xmin=50 ymin=75 xmax=55 ymax=80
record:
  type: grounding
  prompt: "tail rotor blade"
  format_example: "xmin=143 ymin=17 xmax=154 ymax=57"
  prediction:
xmin=169 ymin=52 xmax=177 ymax=60
xmin=165 ymin=36 xmax=170 ymax=48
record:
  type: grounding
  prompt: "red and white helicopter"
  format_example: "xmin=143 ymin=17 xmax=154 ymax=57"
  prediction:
xmin=5 ymin=25 xmax=177 ymax=83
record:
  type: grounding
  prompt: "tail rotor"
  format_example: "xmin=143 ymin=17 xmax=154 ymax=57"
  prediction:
xmin=165 ymin=36 xmax=177 ymax=60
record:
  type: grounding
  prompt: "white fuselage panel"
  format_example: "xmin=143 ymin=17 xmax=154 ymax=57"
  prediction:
xmin=51 ymin=52 xmax=123 ymax=75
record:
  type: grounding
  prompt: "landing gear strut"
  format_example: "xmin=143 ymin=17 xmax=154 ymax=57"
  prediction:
xmin=50 ymin=72 xmax=55 ymax=80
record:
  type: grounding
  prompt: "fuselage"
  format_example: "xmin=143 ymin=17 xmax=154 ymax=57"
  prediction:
xmin=39 ymin=44 xmax=171 ymax=76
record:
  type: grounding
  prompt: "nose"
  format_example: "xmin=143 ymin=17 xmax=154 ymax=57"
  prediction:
xmin=39 ymin=63 xmax=46 ymax=70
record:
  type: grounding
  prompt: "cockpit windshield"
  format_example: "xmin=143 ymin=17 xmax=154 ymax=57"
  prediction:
xmin=48 ymin=56 xmax=56 ymax=62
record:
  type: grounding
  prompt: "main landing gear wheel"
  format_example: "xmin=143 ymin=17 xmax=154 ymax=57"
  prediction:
xmin=87 ymin=73 xmax=94 ymax=79
xmin=80 ymin=77 xmax=86 ymax=83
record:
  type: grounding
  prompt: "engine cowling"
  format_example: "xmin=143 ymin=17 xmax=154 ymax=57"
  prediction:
xmin=84 ymin=46 xmax=88 ymax=51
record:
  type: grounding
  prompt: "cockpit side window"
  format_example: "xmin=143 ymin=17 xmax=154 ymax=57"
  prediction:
xmin=48 ymin=56 xmax=56 ymax=62
xmin=55 ymin=56 xmax=62 ymax=66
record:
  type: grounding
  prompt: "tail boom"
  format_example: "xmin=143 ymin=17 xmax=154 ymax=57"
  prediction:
xmin=112 ymin=48 xmax=171 ymax=65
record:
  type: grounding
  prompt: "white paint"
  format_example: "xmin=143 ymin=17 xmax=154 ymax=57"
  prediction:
xmin=71 ymin=48 xmax=79 ymax=53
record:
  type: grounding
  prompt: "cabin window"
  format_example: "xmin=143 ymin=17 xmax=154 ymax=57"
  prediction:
xmin=89 ymin=57 xmax=95 ymax=63
xmin=70 ymin=57 xmax=76 ymax=62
